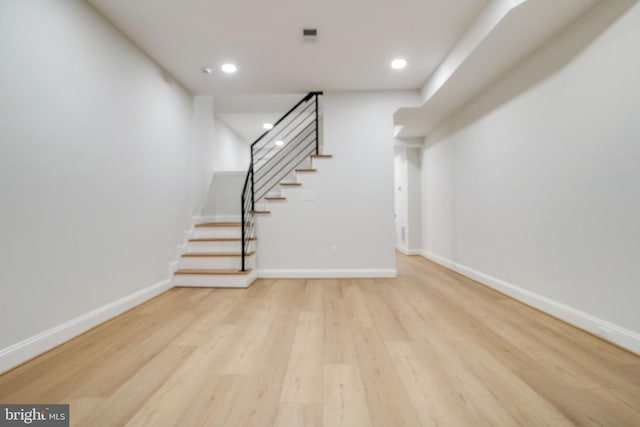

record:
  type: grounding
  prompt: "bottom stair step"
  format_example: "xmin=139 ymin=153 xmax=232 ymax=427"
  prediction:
xmin=175 ymin=268 xmax=251 ymax=275
xmin=182 ymin=252 xmax=255 ymax=257
xmin=174 ymin=268 xmax=257 ymax=288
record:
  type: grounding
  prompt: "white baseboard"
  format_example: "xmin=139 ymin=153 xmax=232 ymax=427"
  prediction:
xmin=257 ymin=269 xmax=397 ymax=279
xmin=396 ymin=246 xmax=422 ymax=256
xmin=420 ymin=250 xmax=640 ymax=355
xmin=0 ymin=279 xmax=172 ymax=375
xmin=169 ymin=260 xmax=179 ymax=274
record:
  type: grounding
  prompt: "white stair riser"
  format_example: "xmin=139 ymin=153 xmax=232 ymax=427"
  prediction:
xmin=179 ymin=256 xmax=255 ymax=270
xmin=255 ymin=203 xmax=271 ymax=211
xmin=299 ymin=158 xmax=313 ymax=169
xmin=187 ymin=241 xmax=255 ymax=252
xmin=192 ymin=227 xmax=242 ymax=239
xmin=173 ymin=274 xmax=252 ymax=288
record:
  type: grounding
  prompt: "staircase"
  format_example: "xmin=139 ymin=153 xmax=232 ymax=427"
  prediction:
xmin=173 ymin=222 xmax=257 ymax=287
xmin=173 ymin=92 xmax=328 ymax=288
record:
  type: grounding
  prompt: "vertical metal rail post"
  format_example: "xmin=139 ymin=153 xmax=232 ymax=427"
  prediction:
xmin=240 ymin=193 xmax=246 ymax=271
xmin=250 ymin=154 xmax=255 ymax=212
xmin=314 ymin=94 xmax=319 ymax=155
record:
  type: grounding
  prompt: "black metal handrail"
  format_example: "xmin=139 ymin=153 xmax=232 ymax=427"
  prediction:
xmin=240 ymin=91 xmax=322 ymax=271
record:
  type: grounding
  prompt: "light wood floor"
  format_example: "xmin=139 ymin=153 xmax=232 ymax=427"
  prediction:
xmin=1 ymin=254 xmax=639 ymax=426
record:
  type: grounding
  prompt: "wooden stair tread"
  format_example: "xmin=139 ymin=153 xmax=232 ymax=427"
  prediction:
xmin=280 ymin=182 xmax=301 ymax=186
xmin=194 ymin=222 xmax=243 ymax=227
xmin=189 ymin=237 xmax=256 ymax=242
xmin=252 ymin=210 xmax=271 ymax=214
xmin=264 ymin=196 xmax=286 ymax=200
xmin=311 ymin=154 xmax=333 ymax=158
xmin=182 ymin=251 xmax=255 ymax=257
xmin=175 ymin=268 xmax=251 ymax=275
xmin=295 ymin=168 xmax=317 ymax=172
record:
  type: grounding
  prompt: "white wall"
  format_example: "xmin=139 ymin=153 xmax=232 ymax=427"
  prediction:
xmin=395 ymin=145 xmax=423 ymax=254
xmin=191 ymin=96 xmax=217 ymax=214
xmin=256 ymin=91 xmax=420 ymax=277
xmin=405 ymin=147 xmax=423 ymax=252
xmin=394 ymin=147 xmax=409 ymax=250
xmin=192 ymin=97 xmax=248 ymax=218
xmin=213 ymin=116 xmax=250 ymax=172
xmin=420 ymin=1 xmax=640 ymax=352
xmin=0 ymin=0 xmax=213 ymax=371
xmin=200 ymin=172 xmax=245 ymax=218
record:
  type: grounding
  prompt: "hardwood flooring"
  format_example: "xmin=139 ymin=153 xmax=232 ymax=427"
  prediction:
xmin=1 ymin=254 xmax=639 ymax=426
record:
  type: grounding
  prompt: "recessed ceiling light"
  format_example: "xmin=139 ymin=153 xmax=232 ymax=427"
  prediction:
xmin=221 ymin=63 xmax=237 ymax=74
xmin=275 ymin=140 xmax=284 ymax=146
xmin=263 ymin=123 xmax=274 ymax=130
xmin=391 ymin=59 xmax=407 ymax=70
xmin=201 ymin=66 xmax=213 ymax=74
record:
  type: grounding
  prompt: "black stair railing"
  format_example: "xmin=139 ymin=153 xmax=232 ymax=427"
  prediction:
xmin=240 ymin=92 xmax=323 ymax=271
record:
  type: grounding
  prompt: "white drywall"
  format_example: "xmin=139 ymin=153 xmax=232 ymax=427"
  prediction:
xmin=405 ymin=147 xmax=423 ymax=252
xmin=0 ymin=0 xmax=213 ymax=371
xmin=200 ymin=172 xmax=246 ymax=218
xmin=213 ymin=116 xmax=250 ymax=172
xmin=395 ymin=145 xmax=423 ymax=254
xmin=192 ymin=96 xmax=248 ymax=218
xmin=191 ymin=96 xmax=217 ymax=213
xmin=420 ymin=1 xmax=640 ymax=351
xmin=394 ymin=147 xmax=409 ymax=250
xmin=256 ymin=91 xmax=420 ymax=277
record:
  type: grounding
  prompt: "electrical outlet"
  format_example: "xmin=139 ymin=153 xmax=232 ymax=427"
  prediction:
xmin=331 ymin=246 xmax=337 ymax=257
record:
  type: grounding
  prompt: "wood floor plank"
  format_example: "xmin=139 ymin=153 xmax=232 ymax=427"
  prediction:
xmin=322 ymin=283 xmax=357 ymax=364
xmin=69 ymin=310 xmax=196 ymax=398
xmin=172 ymin=291 xmax=244 ymax=346
xmin=323 ymin=364 xmax=372 ymax=427
xmin=224 ymin=282 xmax=306 ymax=427
xmin=447 ymin=339 xmax=575 ymax=426
xmin=515 ymin=367 xmax=640 ymax=427
xmin=123 ymin=325 xmax=237 ymax=427
xmin=386 ymin=341 xmax=478 ymax=427
xmin=65 ymin=398 xmax=103 ymax=425
xmin=409 ymin=329 xmax=523 ymax=426
xmin=350 ymin=325 xmax=422 ymax=427
xmin=0 ymin=310 xmax=147 ymax=400
xmin=173 ymin=374 xmax=244 ymax=427
xmin=215 ymin=300 xmax=278 ymax=375
xmin=273 ymin=402 xmax=322 ymax=427
xmin=358 ymin=279 xmax=412 ymax=342
xmin=73 ymin=345 xmax=196 ymax=427
xmin=0 ymin=254 xmax=638 ymax=426
xmin=395 ymin=275 xmax=543 ymax=370
xmin=469 ymin=297 xmax=625 ymax=390
xmin=339 ymin=279 xmax=374 ymax=328
xmin=279 ymin=310 xmax=323 ymax=403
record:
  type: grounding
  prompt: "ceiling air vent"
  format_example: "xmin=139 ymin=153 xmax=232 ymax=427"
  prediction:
xmin=303 ymin=28 xmax=318 ymax=42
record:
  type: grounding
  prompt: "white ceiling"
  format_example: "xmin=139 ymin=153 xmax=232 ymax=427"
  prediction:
xmin=87 ymin=0 xmax=487 ymax=95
